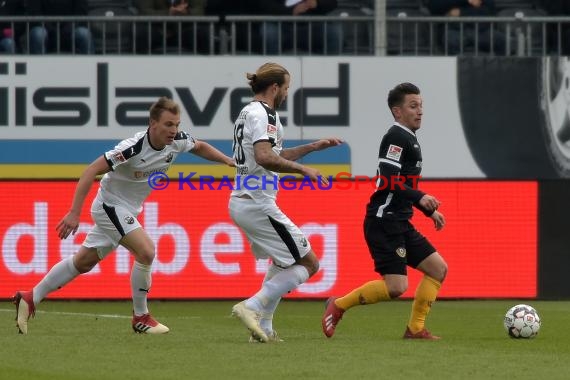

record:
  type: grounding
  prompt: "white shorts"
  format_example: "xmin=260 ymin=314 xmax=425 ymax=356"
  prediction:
xmin=83 ymin=199 xmax=142 ymax=259
xmin=229 ymin=196 xmax=312 ymax=268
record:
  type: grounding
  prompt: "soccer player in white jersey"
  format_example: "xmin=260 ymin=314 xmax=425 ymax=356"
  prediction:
xmin=229 ymin=62 xmax=343 ymax=342
xmin=13 ymin=97 xmax=234 ymax=335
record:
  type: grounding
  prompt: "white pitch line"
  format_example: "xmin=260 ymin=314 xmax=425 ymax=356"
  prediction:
xmin=0 ymin=308 xmax=204 ymax=320
xmin=0 ymin=308 xmax=130 ymax=319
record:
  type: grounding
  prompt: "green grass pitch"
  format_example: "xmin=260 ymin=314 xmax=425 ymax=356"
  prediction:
xmin=1 ymin=300 xmax=569 ymax=380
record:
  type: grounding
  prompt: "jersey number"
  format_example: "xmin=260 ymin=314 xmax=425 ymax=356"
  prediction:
xmin=232 ymin=121 xmax=245 ymax=165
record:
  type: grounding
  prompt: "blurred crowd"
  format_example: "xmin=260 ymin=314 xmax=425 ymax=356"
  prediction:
xmin=0 ymin=0 xmax=568 ymax=55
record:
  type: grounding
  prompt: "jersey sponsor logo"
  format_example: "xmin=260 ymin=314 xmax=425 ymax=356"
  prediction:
xmin=396 ymin=247 xmax=407 ymax=258
xmin=416 ymin=161 xmax=422 ymax=168
xmin=134 ymin=166 xmax=169 ymax=179
xmin=386 ymin=144 xmax=403 ymax=161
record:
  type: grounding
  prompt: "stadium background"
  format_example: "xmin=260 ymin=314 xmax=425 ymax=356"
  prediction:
xmin=1 ymin=12 xmax=570 ymax=300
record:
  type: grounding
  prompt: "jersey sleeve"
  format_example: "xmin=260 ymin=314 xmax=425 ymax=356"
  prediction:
xmin=103 ymin=136 xmax=142 ymax=171
xmin=173 ymin=130 xmax=197 ymax=152
xmin=249 ymin=110 xmax=277 ymax=147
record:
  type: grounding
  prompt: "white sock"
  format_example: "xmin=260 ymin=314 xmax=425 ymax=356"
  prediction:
xmin=246 ymin=264 xmax=309 ymax=318
xmin=131 ymin=261 xmax=151 ymax=316
xmin=33 ymin=256 xmax=80 ymax=305
xmin=258 ymin=264 xmax=283 ymax=334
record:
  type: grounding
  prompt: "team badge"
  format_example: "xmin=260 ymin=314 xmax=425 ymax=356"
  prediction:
xmin=165 ymin=152 xmax=174 ymax=163
xmin=396 ymin=247 xmax=407 ymax=258
xmin=386 ymin=144 xmax=403 ymax=161
xmin=124 ymin=216 xmax=135 ymax=225
xmin=300 ymin=237 xmax=308 ymax=248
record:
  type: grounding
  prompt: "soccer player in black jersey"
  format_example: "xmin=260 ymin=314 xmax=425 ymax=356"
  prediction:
xmin=322 ymin=82 xmax=448 ymax=340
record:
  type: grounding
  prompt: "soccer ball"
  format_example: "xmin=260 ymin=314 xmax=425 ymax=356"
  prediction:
xmin=503 ymin=304 xmax=541 ymax=339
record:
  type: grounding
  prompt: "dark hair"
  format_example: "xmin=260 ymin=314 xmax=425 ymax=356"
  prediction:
xmin=387 ymin=82 xmax=420 ymax=111
xmin=149 ymin=97 xmax=180 ymax=121
xmin=246 ymin=62 xmax=290 ymax=94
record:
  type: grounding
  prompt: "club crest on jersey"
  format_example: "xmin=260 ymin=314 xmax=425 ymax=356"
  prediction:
xmin=396 ymin=247 xmax=407 ymax=258
xmin=124 ymin=215 xmax=135 ymax=225
xmin=386 ymin=145 xmax=403 ymax=161
xmin=165 ymin=152 xmax=174 ymax=163
xmin=300 ymin=237 xmax=308 ymax=248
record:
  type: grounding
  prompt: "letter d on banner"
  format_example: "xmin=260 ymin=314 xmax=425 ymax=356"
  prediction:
xmin=2 ymin=202 xmax=48 ymax=274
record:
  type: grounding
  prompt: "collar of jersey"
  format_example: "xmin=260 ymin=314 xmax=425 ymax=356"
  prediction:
xmin=393 ymin=122 xmax=416 ymax=136
xmin=146 ymin=129 xmax=166 ymax=151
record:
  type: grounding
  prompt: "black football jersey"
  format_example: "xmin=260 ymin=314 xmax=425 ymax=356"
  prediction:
xmin=366 ymin=123 xmax=432 ymax=220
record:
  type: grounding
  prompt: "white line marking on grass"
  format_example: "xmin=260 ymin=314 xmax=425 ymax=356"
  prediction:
xmin=0 ymin=308 xmax=130 ymax=319
xmin=0 ymin=308 xmax=201 ymax=319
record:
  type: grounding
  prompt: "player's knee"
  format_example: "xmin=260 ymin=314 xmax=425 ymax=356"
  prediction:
xmin=76 ymin=262 xmax=95 ymax=274
xmin=134 ymin=247 xmax=156 ymax=265
xmin=387 ymin=284 xmax=407 ymax=298
xmin=307 ymin=259 xmax=320 ymax=276
xmin=74 ymin=249 xmax=100 ymax=273
xmin=301 ymin=257 xmax=319 ymax=277
xmin=432 ymin=261 xmax=448 ymax=283
xmin=299 ymin=251 xmax=320 ymax=276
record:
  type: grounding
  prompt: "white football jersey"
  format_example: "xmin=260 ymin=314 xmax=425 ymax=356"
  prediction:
xmin=97 ymin=129 xmax=196 ymax=214
xmin=231 ymin=101 xmax=283 ymax=202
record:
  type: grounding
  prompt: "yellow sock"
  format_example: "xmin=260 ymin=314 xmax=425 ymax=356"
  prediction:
xmin=408 ymin=275 xmax=441 ymax=333
xmin=335 ymin=280 xmax=390 ymax=311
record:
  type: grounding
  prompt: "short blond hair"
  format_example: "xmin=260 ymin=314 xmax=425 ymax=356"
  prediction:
xmin=149 ymin=97 xmax=180 ymax=121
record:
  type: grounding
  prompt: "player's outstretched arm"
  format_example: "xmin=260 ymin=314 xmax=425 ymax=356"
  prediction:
xmin=280 ymin=137 xmax=343 ymax=161
xmin=254 ymin=141 xmax=329 ymax=185
xmin=56 ymin=155 xmax=110 ymax=240
xmin=191 ymin=140 xmax=235 ymax=166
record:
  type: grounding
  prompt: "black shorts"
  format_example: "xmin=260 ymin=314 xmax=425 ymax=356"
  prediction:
xmin=363 ymin=216 xmax=436 ymax=276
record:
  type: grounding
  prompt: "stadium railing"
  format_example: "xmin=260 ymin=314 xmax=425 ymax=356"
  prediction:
xmin=1 ymin=14 xmax=570 ymax=56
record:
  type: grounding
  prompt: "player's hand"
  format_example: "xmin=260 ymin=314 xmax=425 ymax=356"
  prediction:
xmin=419 ymin=194 xmax=441 ymax=213
xmin=56 ymin=212 xmax=80 ymax=240
xmin=430 ymin=210 xmax=445 ymax=231
xmin=313 ymin=137 xmax=344 ymax=151
xmin=302 ymin=166 xmax=329 ymax=187
xmin=226 ymin=157 xmax=236 ymax=167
